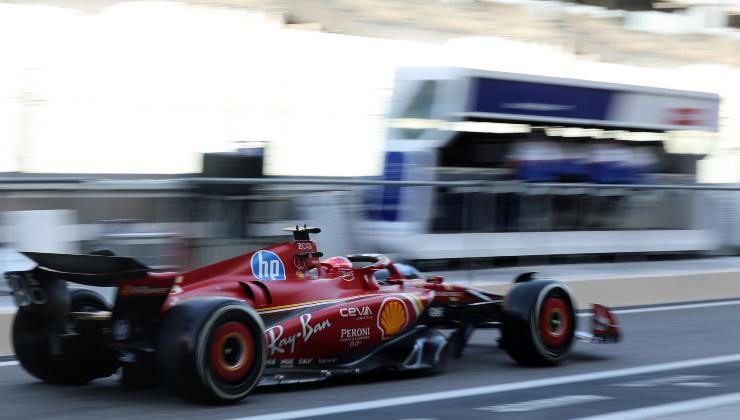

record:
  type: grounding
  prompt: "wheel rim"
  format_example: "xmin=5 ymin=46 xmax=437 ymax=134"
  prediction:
xmin=538 ymin=297 xmax=572 ymax=348
xmin=209 ymin=321 xmax=255 ymax=382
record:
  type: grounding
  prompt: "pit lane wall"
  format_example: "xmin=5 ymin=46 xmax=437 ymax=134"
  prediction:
xmin=478 ymin=270 xmax=740 ymax=310
xmin=2 ymin=270 xmax=740 ymax=355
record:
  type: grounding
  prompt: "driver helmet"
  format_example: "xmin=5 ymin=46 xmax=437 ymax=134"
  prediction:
xmin=321 ymin=256 xmax=352 ymax=278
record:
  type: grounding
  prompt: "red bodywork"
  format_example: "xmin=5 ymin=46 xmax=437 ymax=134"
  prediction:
xmin=112 ymin=234 xmax=618 ymax=371
xmin=7 ymin=228 xmax=621 ymax=402
xmin=139 ymin=238 xmax=485 ymax=363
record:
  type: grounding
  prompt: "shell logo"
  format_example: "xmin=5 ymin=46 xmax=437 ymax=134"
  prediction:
xmin=377 ymin=297 xmax=408 ymax=340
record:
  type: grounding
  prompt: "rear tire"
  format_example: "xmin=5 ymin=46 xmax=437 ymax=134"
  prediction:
xmin=157 ymin=298 xmax=266 ymax=403
xmin=13 ymin=288 xmax=117 ymax=385
xmin=68 ymin=288 xmax=111 ymax=312
xmin=501 ymin=280 xmax=576 ymax=366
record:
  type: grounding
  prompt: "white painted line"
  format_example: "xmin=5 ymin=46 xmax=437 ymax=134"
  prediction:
xmin=0 ymin=361 xmax=19 ymax=367
xmin=674 ymin=382 xmax=720 ymax=387
xmin=233 ymin=352 xmax=740 ymax=420
xmin=396 ymin=418 xmax=435 ymax=420
xmin=611 ymin=375 xmax=716 ymax=388
xmin=577 ymin=299 xmax=740 ymax=317
xmin=572 ymin=391 xmax=740 ymax=420
xmin=476 ymin=394 xmax=612 ymax=413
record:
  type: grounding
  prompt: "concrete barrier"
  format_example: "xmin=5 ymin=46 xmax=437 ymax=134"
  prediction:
xmin=0 ymin=270 xmax=739 ymax=356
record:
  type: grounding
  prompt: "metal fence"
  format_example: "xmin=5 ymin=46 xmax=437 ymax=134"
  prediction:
xmin=0 ymin=177 xmax=739 ymax=275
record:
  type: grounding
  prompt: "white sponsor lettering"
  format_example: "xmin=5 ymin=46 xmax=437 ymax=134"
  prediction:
xmin=301 ymin=313 xmax=331 ymax=342
xmin=265 ymin=314 xmax=331 ymax=356
xmin=266 ymin=325 xmax=294 ymax=355
xmin=297 ymin=242 xmax=312 ymax=250
xmin=341 ymin=327 xmax=370 ymax=339
xmin=501 ymin=102 xmax=575 ymax=112
xmin=341 ymin=327 xmax=371 ymax=347
xmin=340 ymin=306 xmax=373 ymax=319
xmin=279 ymin=359 xmax=294 ymax=368
xmin=252 ymin=250 xmax=286 ymax=281
xmin=477 ymin=395 xmax=612 ymax=413
xmin=298 ymin=358 xmax=313 ymax=365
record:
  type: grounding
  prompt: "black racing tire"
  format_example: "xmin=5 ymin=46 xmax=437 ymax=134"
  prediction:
xmin=157 ymin=298 xmax=266 ymax=404
xmin=501 ymin=280 xmax=576 ymax=366
xmin=13 ymin=288 xmax=117 ymax=385
xmin=68 ymin=288 xmax=111 ymax=312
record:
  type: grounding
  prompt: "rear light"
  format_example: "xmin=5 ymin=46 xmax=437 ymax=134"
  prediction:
xmin=5 ymin=272 xmax=46 ymax=307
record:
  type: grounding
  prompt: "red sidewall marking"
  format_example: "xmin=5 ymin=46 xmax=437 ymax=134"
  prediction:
xmin=210 ymin=321 xmax=255 ymax=382
xmin=539 ymin=297 xmax=571 ymax=348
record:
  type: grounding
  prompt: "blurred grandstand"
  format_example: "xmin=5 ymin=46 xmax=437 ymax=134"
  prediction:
xmin=11 ymin=0 xmax=740 ymax=67
xmin=284 ymin=0 xmax=740 ymax=66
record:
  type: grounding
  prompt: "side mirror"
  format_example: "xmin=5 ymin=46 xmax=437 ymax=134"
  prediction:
xmin=426 ymin=275 xmax=444 ymax=284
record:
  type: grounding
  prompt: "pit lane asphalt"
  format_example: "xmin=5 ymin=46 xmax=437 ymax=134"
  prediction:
xmin=1 ymin=302 xmax=740 ymax=419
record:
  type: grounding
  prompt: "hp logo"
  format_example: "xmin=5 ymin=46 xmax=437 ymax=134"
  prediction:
xmin=251 ymin=250 xmax=286 ymax=281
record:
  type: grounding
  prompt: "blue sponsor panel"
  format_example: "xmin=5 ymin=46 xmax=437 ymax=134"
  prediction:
xmin=472 ymin=78 xmax=613 ymax=122
xmin=250 ymin=250 xmax=286 ymax=280
xmin=379 ymin=151 xmax=404 ymax=222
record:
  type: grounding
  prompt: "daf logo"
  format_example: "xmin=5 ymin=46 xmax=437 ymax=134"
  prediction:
xmin=251 ymin=250 xmax=286 ymax=280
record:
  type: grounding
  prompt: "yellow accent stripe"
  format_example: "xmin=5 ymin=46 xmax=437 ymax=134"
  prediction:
xmin=255 ymin=289 xmax=432 ymax=314
xmin=408 ymin=293 xmax=426 ymax=316
xmin=256 ymin=298 xmax=343 ymax=312
xmin=412 ymin=294 xmax=425 ymax=312
xmin=256 ymin=294 xmax=383 ymax=313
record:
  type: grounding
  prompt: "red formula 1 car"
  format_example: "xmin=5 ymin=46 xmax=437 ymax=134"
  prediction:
xmin=4 ymin=227 xmax=619 ymax=403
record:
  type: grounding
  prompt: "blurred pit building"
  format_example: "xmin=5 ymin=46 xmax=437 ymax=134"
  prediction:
xmin=1 ymin=0 xmax=740 ymax=274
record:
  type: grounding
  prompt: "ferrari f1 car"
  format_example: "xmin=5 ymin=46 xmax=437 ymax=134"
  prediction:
xmin=4 ymin=226 xmax=620 ymax=403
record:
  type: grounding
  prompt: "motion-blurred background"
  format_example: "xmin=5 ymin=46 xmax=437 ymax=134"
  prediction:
xmin=1 ymin=0 xmax=740 ymax=282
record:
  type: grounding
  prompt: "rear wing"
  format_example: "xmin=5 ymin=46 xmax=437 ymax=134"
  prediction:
xmin=7 ymin=251 xmax=151 ymax=286
xmin=283 ymin=225 xmax=321 ymax=241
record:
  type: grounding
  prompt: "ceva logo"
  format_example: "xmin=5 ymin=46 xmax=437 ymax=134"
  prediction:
xmin=251 ymin=250 xmax=286 ymax=281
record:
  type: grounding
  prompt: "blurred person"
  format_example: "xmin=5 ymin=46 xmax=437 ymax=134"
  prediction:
xmin=506 ymin=137 xmax=563 ymax=182
xmin=589 ymin=139 xmax=636 ymax=184
xmin=558 ymin=138 xmax=591 ymax=182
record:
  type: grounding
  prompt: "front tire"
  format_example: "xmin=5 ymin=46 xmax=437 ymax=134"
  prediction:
xmin=157 ymin=298 xmax=266 ymax=403
xmin=501 ymin=280 xmax=576 ymax=366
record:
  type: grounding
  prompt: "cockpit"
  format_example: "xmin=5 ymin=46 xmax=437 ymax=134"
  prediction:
xmin=373 ymin=263 xmax=423 ymax=283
